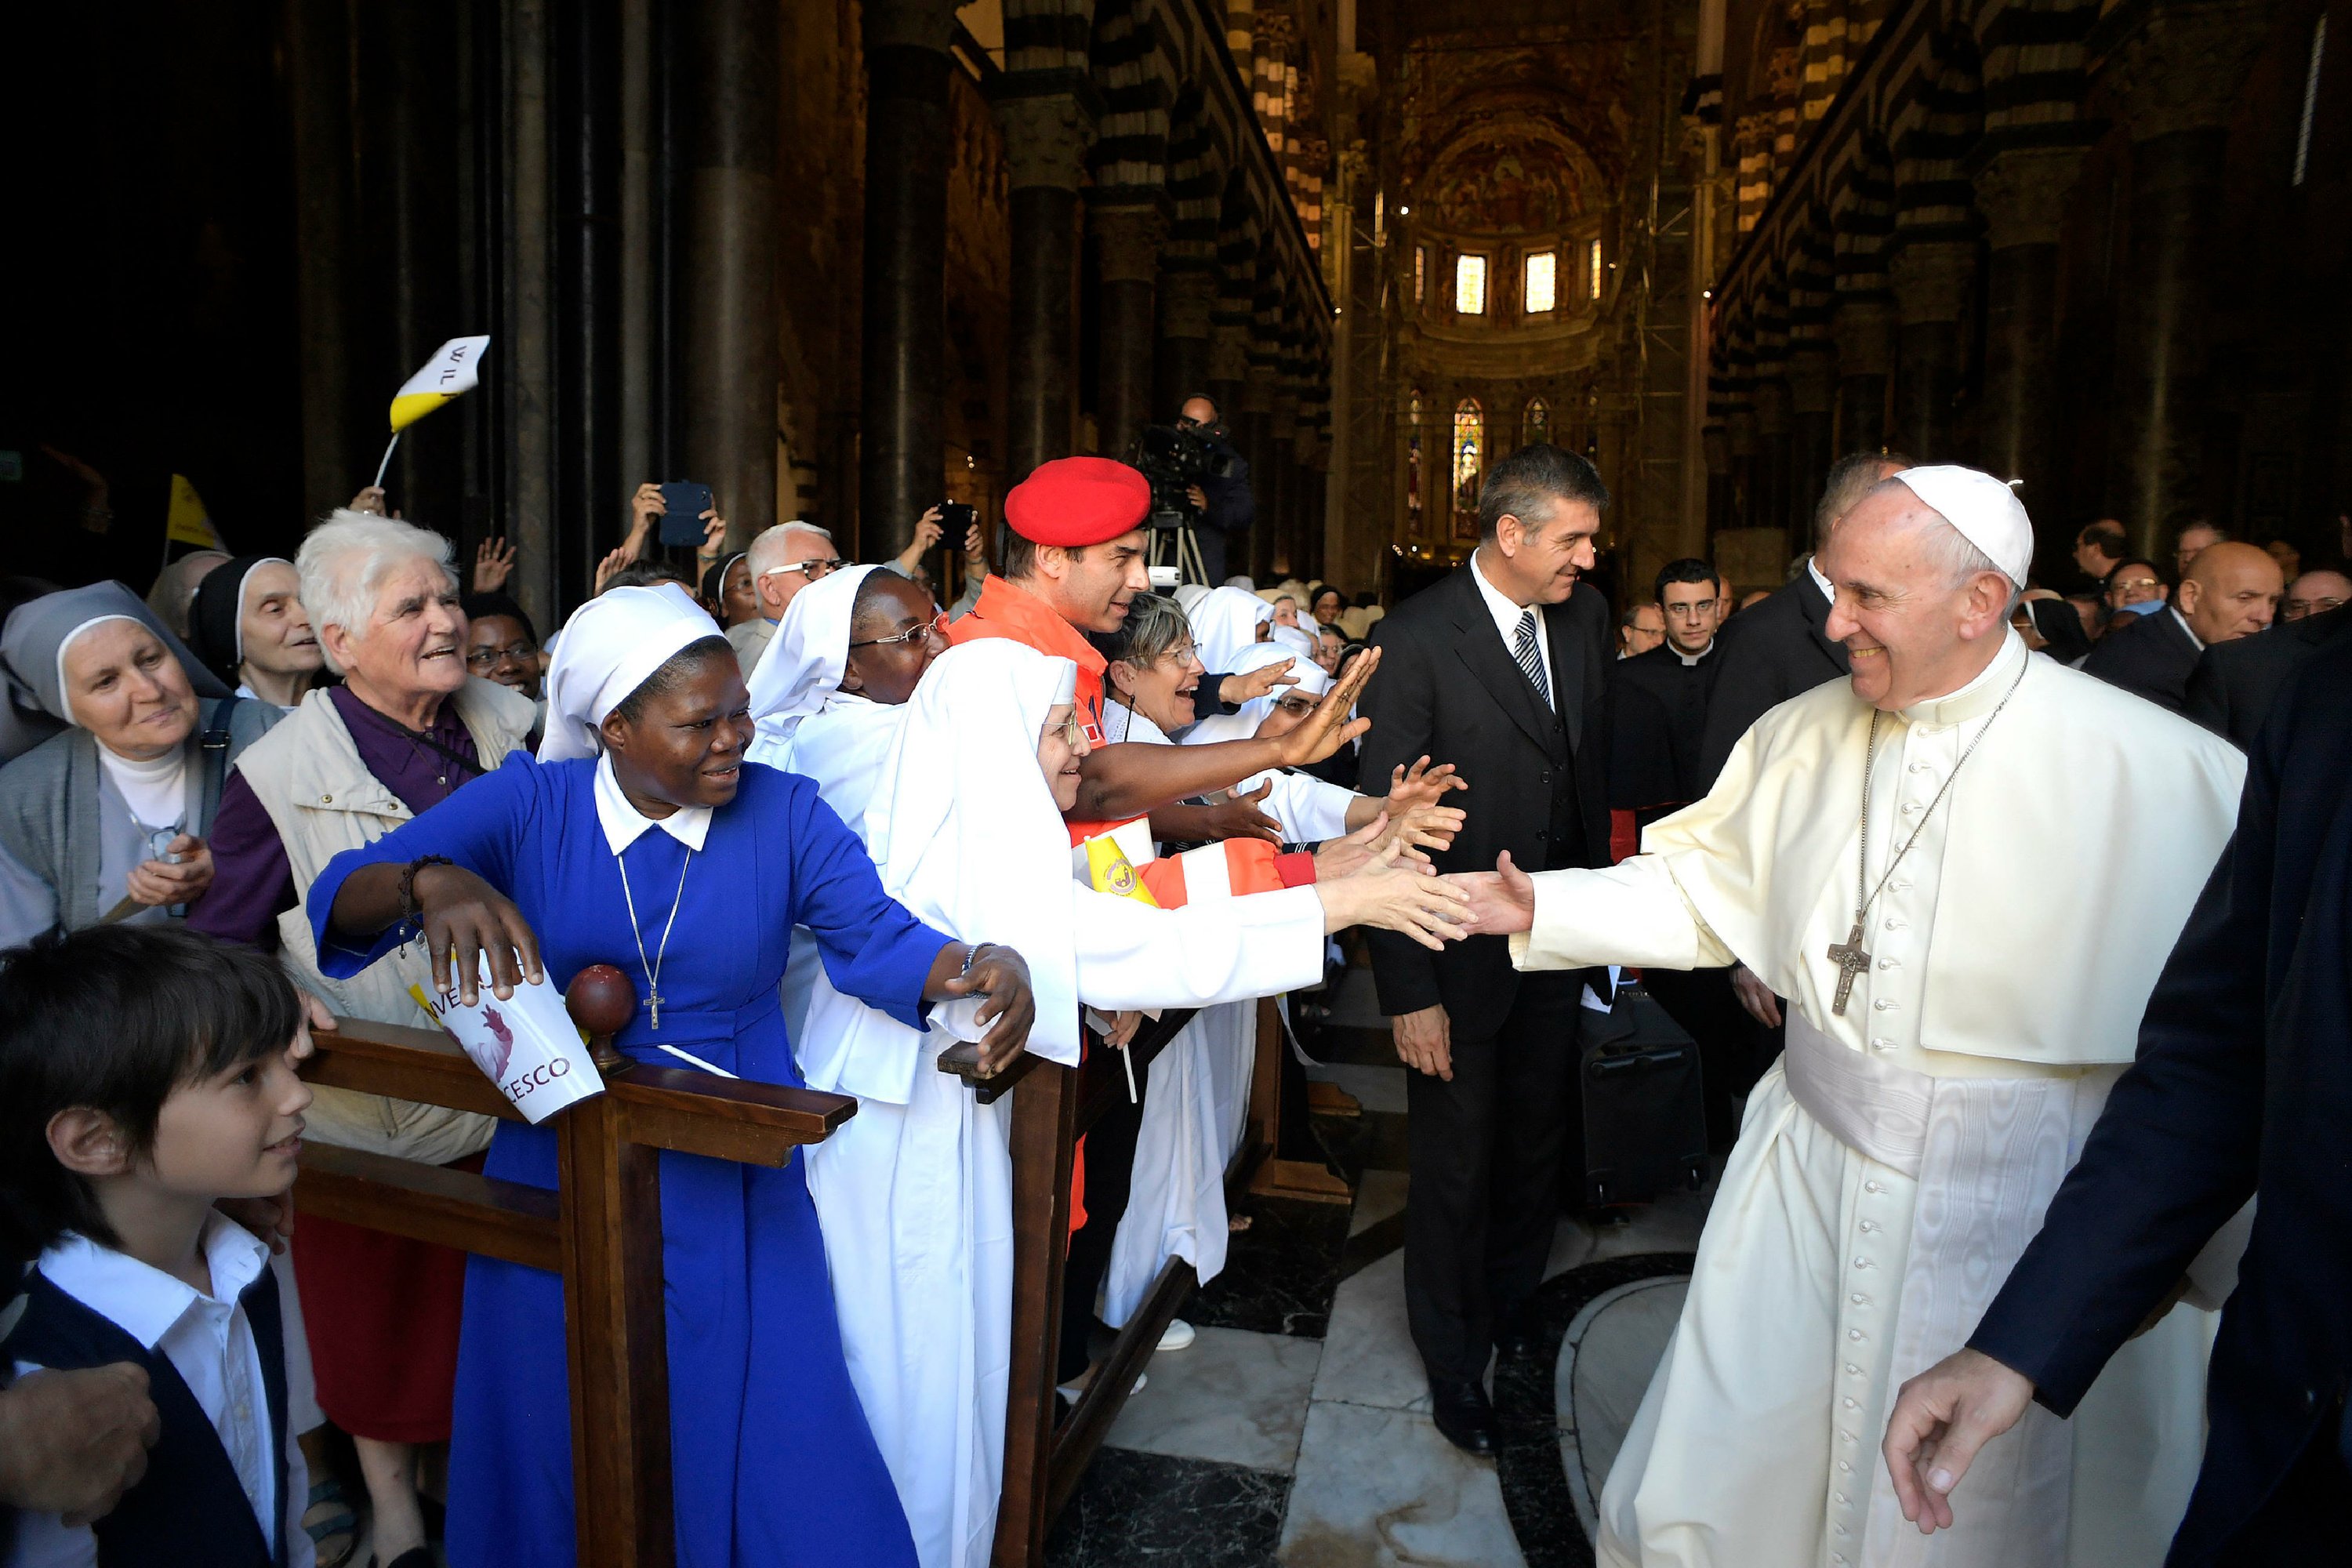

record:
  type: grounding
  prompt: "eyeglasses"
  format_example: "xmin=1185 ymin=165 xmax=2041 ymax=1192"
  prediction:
xmin=1271 ymin=694 xmax=1319 ymax=716
xmin=465 ymin=641 xmax=537 ymax=668
xmin=761 ymin=557 xmax=843 ymax=582
xmin=1157 ymin=640 xmax=1200 ymax=666
xmin=1040 ymin=714 xmax=1087 ymax=748
xmin=1664 ymin=600 xmax=1719 ymax=618
xmin=2109 ymin=577 xmax=2161 ymax=594
xmin=850 ymin=613 xmax=949 ymax=651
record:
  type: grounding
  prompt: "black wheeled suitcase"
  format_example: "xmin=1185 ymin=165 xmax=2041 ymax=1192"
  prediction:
xmin=1576 ymin=980 xmax=1710 ymax=1209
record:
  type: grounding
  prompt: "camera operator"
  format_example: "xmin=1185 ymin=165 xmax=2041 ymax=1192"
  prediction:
xmin=1176 ymin=397 xmax=1253 ymax=584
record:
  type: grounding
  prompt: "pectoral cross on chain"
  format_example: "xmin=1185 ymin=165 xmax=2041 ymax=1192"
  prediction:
xmin=1826 ymin=920 xmax=1872 ymax=1017
xmin=647 ymin=989 xmax=663 ymax=1031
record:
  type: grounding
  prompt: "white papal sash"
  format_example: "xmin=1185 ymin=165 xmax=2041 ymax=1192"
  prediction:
xmin=1783 ymin=1014 xmax=2103 ymax=1568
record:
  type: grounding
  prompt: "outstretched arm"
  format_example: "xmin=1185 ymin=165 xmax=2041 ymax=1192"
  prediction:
xmin=1449 ymin=850 xmax=1732 ymax=972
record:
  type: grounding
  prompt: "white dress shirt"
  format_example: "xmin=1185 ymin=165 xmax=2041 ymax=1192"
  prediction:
xmin=1468 ymin=549 xmax=1552 ymax=707
xmin=1806 ymin=554 xmax=1835 ymax=604
xmin=2169 ymin=605 xmax=2206 ymax=652
xmin=593 ymin=752 xmax=713 ymax=854
xmin=7 ymin=1214 xmax=314 ymax=1568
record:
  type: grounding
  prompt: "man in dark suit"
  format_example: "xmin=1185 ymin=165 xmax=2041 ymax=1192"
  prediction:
xmin=1697 ymin=448 xmax=1910 ymax=788
xmin=2085 ymin=541 xmax=2283 ymax=713
xmin=1359 ymin=442 xmax=1613 ymax=1456
xmin=2184 ymin=600 xmax=2349 ymax=745
xmin=1882 ymin=627 xmax=2352 ymax=1564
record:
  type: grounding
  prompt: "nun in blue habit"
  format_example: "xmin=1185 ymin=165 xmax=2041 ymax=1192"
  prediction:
xmin=303 ymin=584 xmax=1038 ymax=1568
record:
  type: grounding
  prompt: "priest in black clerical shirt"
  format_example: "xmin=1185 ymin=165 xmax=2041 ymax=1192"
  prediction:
xmin=1602 ymin=558 xmax=1759 ymax=1147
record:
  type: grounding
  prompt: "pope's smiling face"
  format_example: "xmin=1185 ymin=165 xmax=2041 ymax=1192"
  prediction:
xmin=1820 ymin=486 xmax=2015 ymax=712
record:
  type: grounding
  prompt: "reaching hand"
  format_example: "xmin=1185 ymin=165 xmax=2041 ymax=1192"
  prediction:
xmin=1313 ymin=812 xmax=1392 ymax=881
xmin=1381 ymin=802 xmax=1464 ymax=859
xmin=1732 ymin=964 xmax=1783 ymax=1028
xmin=1445 ymin=848 xmax=1537 ymax=936
xmin=347 ymin=485 xmax=389 ymax=517
xmin=412 ymin=862 xmax=544 ymax=1004
xmin=593 ymin=545 xmax=634 ymax=595
xmin=1219 ymin=658 xmax=1300 ymax=708
xmin=629 ymin=481 xmax=665 ymax=547
xmin=1273 ymin=645 xmax=1380 ymax=769
xmin=1882 ymin=1349 xmax=2037 ymax=1535
xmin=125 ymin=834 xmax=212 ymax=908
xmin=1199 ymin=779 xmax=1283 ymax=844
xmin=938 ymin=944 xmax=1035 ymax=1074
xmin=0 ymin=1363 xmax=159 ymax=1523
xmin=472 ymin=536 xmax=517 ymax=593
xmin=1391 ymin=1004 xmax=1454 ymax=1080
xmin=1383 ymin=755 xmax=1467 ymax=818
xmin=1322 ymin=840 xmax=1469 ymax=953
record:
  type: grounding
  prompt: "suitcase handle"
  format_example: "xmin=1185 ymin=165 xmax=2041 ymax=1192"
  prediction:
xmin=1588 ymin=1045 xmax=1692 ymax=1076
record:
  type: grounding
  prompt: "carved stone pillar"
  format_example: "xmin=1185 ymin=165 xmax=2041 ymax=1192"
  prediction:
xmin=1889 ymin=241 xmax=1975 ymax=460
xmin=1241 ymin=361 xmax=1278 ymax=579
xmin=681 ymin=0 xmax=779 ymax=561
xmin=1786 ymin=345 xmax=1838 ymax=539
xmin=1207 ymin=318 xmax=1250 ymax=437
xmin=1751 ymin=368 xmax=1792 ymax=540
xmin=1153 ymin=268 xmax=1218 ymax=422
xmin=997 ymin=86 xmax=1095 ymax=481
xmin=2092 ymin=0 xmax=2273 ymax=556
xmin=1831 ymin=299 xmax=1894 ymax=456
xmin=1091 ymin=202 xmax=1168 ymax=459
xmin=859 ymin=0 xmax=958 ymax=557
xmin=1973 ymin=143 xmax=2089 ymax=518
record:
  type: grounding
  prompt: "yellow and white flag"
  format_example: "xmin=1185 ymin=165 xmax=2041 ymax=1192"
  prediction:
xmin=389 ymin=335 xmax=491 ymax=432
xmin=164 ymin=474 xmax=227 ymax=551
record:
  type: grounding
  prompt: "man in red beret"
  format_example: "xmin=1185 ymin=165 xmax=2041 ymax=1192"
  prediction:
xmin=949 ymin=456 xmax=1153 ymax=741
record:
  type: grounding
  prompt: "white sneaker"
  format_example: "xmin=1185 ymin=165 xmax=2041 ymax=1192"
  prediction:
xmin=1156 ymin=1317 xmax=1196 ymax=1352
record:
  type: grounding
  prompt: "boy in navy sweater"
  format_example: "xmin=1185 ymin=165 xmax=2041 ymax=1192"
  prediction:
xmin=1 ymin=926 xmax=315 ymax=1568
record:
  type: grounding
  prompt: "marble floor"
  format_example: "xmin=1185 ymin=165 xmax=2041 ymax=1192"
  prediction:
xmin=1047 ymin=985 xmax=1712 ymax=1568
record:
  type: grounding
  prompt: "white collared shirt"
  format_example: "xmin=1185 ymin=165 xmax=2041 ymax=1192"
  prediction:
xmin=593 ymin=753 xmax=712 ymax=855
xmin=2169 ymin=606 xmax=2205 ymax=653
xmin=1469 ymin=548 xmax=1553 ymax=708
xmin=7 ymin=1215 xmax=313 ymax=1568
xmin=1806 ymin=554 xmax=1835 ymax=604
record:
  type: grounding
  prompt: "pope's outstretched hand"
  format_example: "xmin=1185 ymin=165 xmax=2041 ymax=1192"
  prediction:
xmin=1444 ymin=850 xmax=1537 ymax=936
xmin=1881 ymin=1348 xmax=2037 ymax=1534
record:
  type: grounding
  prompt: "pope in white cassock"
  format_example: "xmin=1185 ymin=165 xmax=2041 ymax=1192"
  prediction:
xmin=1447 ymin=466 xmax=2246 ymax=1568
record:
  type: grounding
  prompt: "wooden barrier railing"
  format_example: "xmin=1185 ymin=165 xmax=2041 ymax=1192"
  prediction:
xmin=296 ymin=979 xmax=1330 ymax=1568
xmin=292 ymin=970 xmax=854 ymax=1568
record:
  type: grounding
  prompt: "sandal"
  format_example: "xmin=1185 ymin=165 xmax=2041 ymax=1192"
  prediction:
xmin=300 ymin=1475 xmax=359 ymax=1568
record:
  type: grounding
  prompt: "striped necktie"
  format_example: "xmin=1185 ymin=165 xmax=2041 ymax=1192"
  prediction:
xmin=1514 ymin=608 xmax=1552 ymax=710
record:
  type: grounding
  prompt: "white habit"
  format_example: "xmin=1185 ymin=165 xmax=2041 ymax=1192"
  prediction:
xmin=799 ymin=641 xmax=1327 ymax=1568
xmin=1510 ymin=632 xmax=2245 ymax=1568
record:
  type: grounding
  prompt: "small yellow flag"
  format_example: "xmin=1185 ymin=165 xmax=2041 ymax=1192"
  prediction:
xmin=164 ymin=474 xmax=226 ymax=551
xmin=389 ymin=336 xmax=491 ymax=433
xmin=1083 ymin=835 xmax=1160 ymax=906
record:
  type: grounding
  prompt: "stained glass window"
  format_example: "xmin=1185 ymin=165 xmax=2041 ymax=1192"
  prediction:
xmin=1523 ymin=397 xmax=1550 ymax=446
xmin=1455 ymin=254 xmax=1488 ymax=315
xmin=1452 ymin=399 xmax=1483 ymax=539
xmin=1523 ymin=252 xmax=1556 ymax=314
xmin=1588 ymin=238 xmax=1604 ymax=300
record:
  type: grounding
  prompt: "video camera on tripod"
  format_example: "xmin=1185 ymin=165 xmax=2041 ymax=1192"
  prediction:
xmin=1127 ymin=422 xmax=1240 ymax=583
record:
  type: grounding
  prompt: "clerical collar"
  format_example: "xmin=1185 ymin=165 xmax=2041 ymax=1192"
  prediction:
xmin=1806 ymin=556 xmax=1834 ymax=604
xmin=1673 ymin=640 xmax=1715 ymax=667
xmin=1896 ymin=629 xmax=2030 ymax=731
xmin=594 ymin=752 xmax=712 ymax=854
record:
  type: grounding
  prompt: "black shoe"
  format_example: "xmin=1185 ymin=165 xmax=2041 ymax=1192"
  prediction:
xmin=1428 ymin=1377 xmax=1497 ymax=1456
xmin=1497 ymin=1301 xmax=1544 ymax=1360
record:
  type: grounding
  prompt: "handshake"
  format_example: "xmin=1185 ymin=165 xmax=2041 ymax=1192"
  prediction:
xmin=1439 ymin=851 xmax=1539 ymax=938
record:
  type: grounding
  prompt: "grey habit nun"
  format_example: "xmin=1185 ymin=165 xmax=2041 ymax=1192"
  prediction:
xmin=0 ymin=582 xmax=280 ymax=944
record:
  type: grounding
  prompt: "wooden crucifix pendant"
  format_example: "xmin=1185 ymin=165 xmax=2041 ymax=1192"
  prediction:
xmin=1826 ymin=921 xmax=1872 ymax=1017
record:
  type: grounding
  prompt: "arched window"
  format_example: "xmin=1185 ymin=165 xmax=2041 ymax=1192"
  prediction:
xmin=1522 ymin=397 xmax=1550 ymax=447
xmin=1523 ymin=251 xmax=1557 ymax=314
xmin=1406 ymin=389 xmax=1425 ymax=530
xmin=1455 ymin=254 xmax=1488 ymax=315
xmin=1452 ymin=399 xmax=1484 ymax=539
